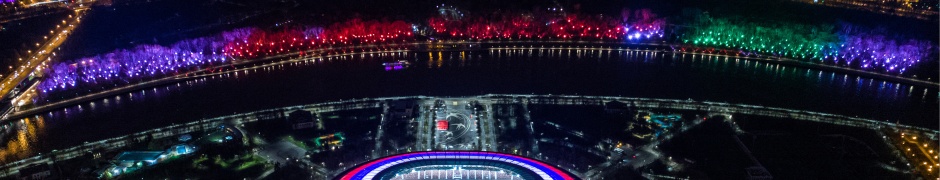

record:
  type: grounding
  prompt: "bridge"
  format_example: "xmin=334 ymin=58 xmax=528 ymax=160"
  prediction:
xmin=0 ymin=0 xmax=94 ymax=23
xmin=0 ymin=7 xmax=84 ymax=105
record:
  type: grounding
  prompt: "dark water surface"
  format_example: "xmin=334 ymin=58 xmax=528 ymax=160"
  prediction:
xmin=3 ymin=47 xmax=937 ymax=162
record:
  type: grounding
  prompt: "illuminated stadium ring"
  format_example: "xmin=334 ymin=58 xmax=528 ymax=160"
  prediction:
xmin=338 ymin=151 xmax=578 ymax=180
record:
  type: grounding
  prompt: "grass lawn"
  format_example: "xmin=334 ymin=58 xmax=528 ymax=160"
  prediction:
xmin=118 ymin=149 xmax=271 ymax=179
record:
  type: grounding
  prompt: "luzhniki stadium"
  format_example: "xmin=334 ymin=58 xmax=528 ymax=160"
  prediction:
xmin=337 ymin=151 xmax=578 ymax=180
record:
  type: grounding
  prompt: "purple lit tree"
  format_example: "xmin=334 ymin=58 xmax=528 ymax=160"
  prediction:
xmin=621 ymin=8 xmax=666 ymax=40
xmin=836 ymin=24 xmax=934 ymax=73
xmin=38 ymin=28 xmax=239 ymax=94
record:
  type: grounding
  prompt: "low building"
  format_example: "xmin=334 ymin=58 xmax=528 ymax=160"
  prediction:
xmin=167 ymin=144 xmax=195 ymax=156
xmin=17 ymin=163 xmax=55 ymax=180
xmin=436 ymin=120 xmax=449 ymax=131
xmin=604 ymin=101 xmax=630 ymax=114
xmin=288 ymin=110 xmax=317 ymax=130
xmin=389 ymin=100 xmax=416 ymax=118
xmin=113 ymin=151 xmax=166 ymax=168
xmin=254 ymin=110 xmax=284 ymax=121
xmin=96 ymin=144 xmax=195 ymax=179
xmin=96 ymin=151 xmax=166 ymax=178
xmin=92 ymin=165 xmax=123 ymax=179
xmin=178 ymin=134 xmax=192 ymax=142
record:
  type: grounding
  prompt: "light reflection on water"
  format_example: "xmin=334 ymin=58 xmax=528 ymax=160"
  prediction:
xmin=0 ymin=116 xmax=43 ymax=163
xmin=456 ymin=46 xmax=924 ymax=105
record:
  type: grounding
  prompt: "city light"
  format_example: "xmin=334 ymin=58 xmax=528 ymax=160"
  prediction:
xmin=223 ymin=19 xmax=412 ymax=59
xmin=0 ymin=1 xmax=937 ymax=180
xmin=36 ymin=27 xmax=255 ymax=93
xmin=679 ymin=15 xmax=933 ymax=73
xmin=29 ymin=9 xmax=936 ymax=99
xmin=427 ymin=9 xmax=665 ymax=41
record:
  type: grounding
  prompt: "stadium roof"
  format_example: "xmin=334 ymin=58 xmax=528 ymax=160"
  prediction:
xmin=338 ymin=151 xmax=577 ymax=180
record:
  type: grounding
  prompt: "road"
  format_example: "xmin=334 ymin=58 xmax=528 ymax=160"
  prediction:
xmin=0 ymin=9 xmax=84 ymax=100
xmin=7 ymin=40 xmax=938 ymax=122
xmin=0 ymin=94 xmax=935 ymax=178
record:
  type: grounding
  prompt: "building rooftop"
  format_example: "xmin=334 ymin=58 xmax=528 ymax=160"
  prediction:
xmin=114 ymin=151 xmax=164 ymax=161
